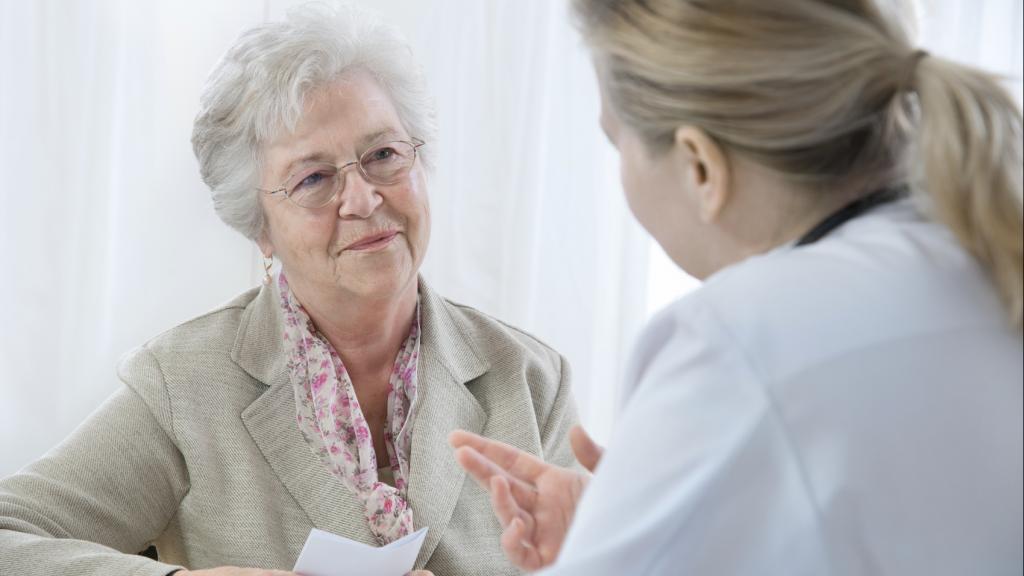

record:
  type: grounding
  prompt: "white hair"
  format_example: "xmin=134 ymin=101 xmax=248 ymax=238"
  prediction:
xmin=191 ymin=1 xmax=437 ymax=240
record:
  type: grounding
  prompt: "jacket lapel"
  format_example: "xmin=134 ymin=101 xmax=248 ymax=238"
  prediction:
xmin=231 ymin=278 xmax=491 ymax=560
xmin=235 ymin=282 xmax=376 ymax=544
xmin=408 ymin=279 xmax=489 ymax=564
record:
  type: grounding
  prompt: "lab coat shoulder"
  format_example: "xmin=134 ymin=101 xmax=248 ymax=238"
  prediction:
xmin=553 ymin=289 xmax=830 ymax=576
xmin=687 ymin=204 xmax=1008 ymax=385
xmin=549 ymin=204 xmax=1021 ymax=576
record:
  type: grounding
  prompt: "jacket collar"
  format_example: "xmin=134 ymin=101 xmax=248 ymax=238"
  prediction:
xmin=235 ymin=276 xmax=489 ymax=563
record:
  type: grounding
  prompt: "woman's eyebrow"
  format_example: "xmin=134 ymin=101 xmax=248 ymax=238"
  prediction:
xmin=279 ymin=152 xmax=334 ymax=181
xmin=276 ymin=128 xmax=403 ymax=181
xmin=357 ymin=128 xmax=402 ymax=148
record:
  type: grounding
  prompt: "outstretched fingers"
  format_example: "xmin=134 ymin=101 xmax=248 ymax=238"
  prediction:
xmin=453 ymin=446 xmax=538 ymax=508
xmin=501 ymin=516 xmax=545 ymax=571
xmin=450 ymin=430 xmax=548 ymax=482
xmin=569 ymin=425 xmax=604 ymax=473
xmin=490 ymin=475 xmax=530 ymax=530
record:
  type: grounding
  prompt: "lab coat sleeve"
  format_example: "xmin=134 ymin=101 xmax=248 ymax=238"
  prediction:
xmin=538 ymin=296 xmax=831 ymax=576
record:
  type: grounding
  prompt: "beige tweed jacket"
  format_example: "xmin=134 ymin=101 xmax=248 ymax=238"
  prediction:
xmin=0 ymin=278 xmax=578 ymax=576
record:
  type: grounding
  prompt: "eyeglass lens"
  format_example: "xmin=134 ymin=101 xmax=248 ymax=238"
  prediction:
xmin=284 ymin=141 xmax=418 ymax=208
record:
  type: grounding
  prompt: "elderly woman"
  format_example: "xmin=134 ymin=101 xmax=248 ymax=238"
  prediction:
xmin=0 ymin=5 xmax=577 ymax=576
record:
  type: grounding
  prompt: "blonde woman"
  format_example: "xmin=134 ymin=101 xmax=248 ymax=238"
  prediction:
xmin=449 ymin=0 xmax=1024 ymax=575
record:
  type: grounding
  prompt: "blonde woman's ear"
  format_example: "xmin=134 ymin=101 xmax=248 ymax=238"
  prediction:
xmin=674 ymin=125 xmax=730 ymax=224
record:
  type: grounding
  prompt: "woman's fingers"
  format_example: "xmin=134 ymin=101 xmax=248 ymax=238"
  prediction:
xmin=449 ymin=430 xmax=548 ymax=482
xmin=451 ymin=430 xmax=574 ymax=573
xmin=453 ymin=445 xmax=509 ymax=489
xmin=501 ymin=516 xmax=545 ymax=571
xmin=490 ymin=475 xmax=529 ymax=529
xmin=495 ymin=474 xmax=566 ymax=572
xmin=454 ymin=446 xmax=538 ymax=507
xmin=569 ymin=425 xmax=604 ymax=473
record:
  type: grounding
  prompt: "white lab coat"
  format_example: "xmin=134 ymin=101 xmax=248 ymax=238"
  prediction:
xmin=542 ymin=201 xmax=1023 ymax=576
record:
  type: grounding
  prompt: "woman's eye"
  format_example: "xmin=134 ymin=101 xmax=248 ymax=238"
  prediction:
xmin=298 ymin=172 xmax=326 ymax=188
xmin=367 ymin=147 xmax=396 ymax=162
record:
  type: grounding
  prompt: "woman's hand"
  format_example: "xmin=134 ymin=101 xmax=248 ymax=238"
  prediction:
xmin=449 ymin=425 xmax=603 ymax=571
xmin=568 ymin=425 xmax=604 ymax=473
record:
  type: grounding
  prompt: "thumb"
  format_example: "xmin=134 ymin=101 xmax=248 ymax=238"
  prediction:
xmin=569 ymin=425 xmax=603 ymax=473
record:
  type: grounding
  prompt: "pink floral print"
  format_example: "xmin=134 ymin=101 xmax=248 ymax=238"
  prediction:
xmin=278 ymin=273 xmax=419 ymax=545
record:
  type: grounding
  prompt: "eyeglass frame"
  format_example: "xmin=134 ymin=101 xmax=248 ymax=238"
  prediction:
xmin=259 ymin=137 xmax=425 ymax=209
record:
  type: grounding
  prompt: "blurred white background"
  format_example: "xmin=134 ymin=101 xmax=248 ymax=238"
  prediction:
xmin=1 ymin=0 xmax=1021 ymax=476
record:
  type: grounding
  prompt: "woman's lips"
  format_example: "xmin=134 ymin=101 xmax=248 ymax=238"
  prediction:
xmin=345 ymin=230 xmax=399 ymax=252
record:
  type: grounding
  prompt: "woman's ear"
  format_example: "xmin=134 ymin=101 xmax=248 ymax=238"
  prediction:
xmin=674 ymin=126 xmax=730 ymax=223
xmin=256 ymin=230 xmax=274 ymax=259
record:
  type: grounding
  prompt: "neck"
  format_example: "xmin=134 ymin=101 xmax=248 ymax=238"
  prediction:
xmin=288 ymin=275 xmax=419 ymax=390
xmin=736 ymin=163 xmax=862 ymax=256
xmin=696 ymin=169 xmax=860 ymax=279
xmin=763 ymin=193 xmax=853 ymax=249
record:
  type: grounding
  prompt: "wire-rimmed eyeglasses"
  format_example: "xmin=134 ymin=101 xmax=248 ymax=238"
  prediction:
xmin=260 ymin=138 xmax=425 ymax=209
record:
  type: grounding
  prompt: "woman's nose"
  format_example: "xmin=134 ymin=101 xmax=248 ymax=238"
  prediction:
xmin=337 ymin=170 xmax=383 ymax=219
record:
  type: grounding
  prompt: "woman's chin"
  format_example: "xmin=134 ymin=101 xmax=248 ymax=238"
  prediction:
xmin=331 ymin=257 xmax=417 ymax=299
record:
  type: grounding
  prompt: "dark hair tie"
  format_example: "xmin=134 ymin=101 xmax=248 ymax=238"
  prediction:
xmin=901 ymin=49 xmax=929 ymax=93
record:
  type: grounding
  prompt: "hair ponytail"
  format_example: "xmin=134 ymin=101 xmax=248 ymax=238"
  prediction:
xmin=913 ymin=56 xmax=1023 ymax=329
xmin=573 ymin=0 xmax=1023 ymax=329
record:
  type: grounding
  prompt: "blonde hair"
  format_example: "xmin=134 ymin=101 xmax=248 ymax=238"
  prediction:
xmin=574 ymin=0 xmax=1023 ymax=329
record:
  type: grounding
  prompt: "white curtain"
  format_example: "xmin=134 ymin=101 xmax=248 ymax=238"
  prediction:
xmin=1 ymin=1 xmax=267 ymax=476
xmin=332 ymin=0 xmax=652 ymax=450
xmin=0 ymin=0 xmax=647 ymax=476
xmin=914 ymin=0 xmax=1023 ymax=105
xmin=2 ymin=0 xmax=1020 ymax=477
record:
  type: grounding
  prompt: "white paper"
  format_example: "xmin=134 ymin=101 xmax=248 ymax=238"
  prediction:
xmin=293 ymin=527 xmax=428 ymax=576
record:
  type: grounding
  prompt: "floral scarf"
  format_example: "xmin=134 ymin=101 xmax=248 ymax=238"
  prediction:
xmin=278 ymin=273 xmax=419 ymax=545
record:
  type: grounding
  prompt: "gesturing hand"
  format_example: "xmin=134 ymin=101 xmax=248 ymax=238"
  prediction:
xmin=449 ymin=425 xmax=603 ymax=571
